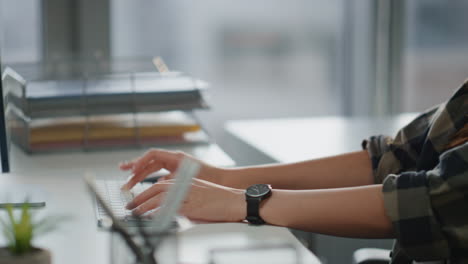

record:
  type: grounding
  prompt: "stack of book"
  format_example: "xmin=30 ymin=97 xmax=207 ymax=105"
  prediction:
xmin=3 ymin=68 xmax=211 ymax=153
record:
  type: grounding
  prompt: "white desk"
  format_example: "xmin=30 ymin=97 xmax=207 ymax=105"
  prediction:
xmin=225 ymin=114 xmax=416 ymax=163
xmin=225 ymin=114 xmax=417 ymax=263
xmin=1 ymin=144 xmax=320 ymax=264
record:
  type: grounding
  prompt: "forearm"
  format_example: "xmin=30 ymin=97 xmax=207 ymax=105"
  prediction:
xmin=256 ymin=184 xmax=394 ymax=238
xmin=222 ymin=150 xmax=374 ymax=189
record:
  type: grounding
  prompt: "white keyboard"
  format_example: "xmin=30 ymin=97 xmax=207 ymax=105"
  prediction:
xmin=94 ymin=179 xmax=152 ymax=226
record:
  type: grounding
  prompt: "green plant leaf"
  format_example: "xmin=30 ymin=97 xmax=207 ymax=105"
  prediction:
xmin=6 ymin=204 xmax=15 ymax=227
xmin=4 ymin=205 xmax=18 ymax=253
xmin=0 ymin=204 xmax=33 ymax=255
xmin=15 ymin=204 xmax=33 ymax=254
xmin=0 ymin=216 xmax=14 ymax=247
xmin=1 ymin=202 xmax=68 ymax=255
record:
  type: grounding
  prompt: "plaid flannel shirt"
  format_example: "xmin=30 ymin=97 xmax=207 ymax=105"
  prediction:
xmin=363 ymin=80 xmax=468 ymax=263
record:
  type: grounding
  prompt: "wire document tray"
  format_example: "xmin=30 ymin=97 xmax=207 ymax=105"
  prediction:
xmin=4 ymin=69 xmax=209 ymax=118
xmin=8 ymin=107 xmax=210 ymax=153
xmin=3 ymin=68 xmax=212 ymax=153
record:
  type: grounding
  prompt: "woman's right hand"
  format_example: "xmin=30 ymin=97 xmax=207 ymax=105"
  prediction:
xmin=119 ymin=149 xmax=225 ymax=191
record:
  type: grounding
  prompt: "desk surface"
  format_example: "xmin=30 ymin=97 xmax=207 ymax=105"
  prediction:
xmin=225 ymin=114 xmax=416 ymax=163
xmin=1 ymin=144 xmax=320 ymax=264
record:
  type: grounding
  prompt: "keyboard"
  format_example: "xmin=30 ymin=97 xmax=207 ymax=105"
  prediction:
xmin=94 ymin=179 xmax=152 ymax=226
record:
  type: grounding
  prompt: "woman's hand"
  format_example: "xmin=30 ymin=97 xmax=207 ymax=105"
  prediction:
xmin=120 ymin=149 xmax=224 ymax=191
xmin=126 ymin=178 xmax=246 ymax=222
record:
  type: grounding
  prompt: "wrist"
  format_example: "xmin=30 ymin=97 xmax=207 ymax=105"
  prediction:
xmin=228 ymin=188 xmax=246 ymax=222
xmin=201 ymin=164 xmax=225 ymax=185
xmin=220 ymin=167 xmax=252 ymax=188
xmin=216 ymin=167 xmax=239 ymax=188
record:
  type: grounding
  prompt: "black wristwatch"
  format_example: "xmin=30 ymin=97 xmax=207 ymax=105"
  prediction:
xmin=245 ymin=184 xmax=272 ymax=225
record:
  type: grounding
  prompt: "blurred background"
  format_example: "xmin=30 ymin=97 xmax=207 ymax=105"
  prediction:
xmin=2 ymin=0 xmax=468 ymax=136
xmin=1 ymin=0 xmax=468 ymax=262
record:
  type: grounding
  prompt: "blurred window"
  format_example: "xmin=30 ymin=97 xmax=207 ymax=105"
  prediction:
xmin=0 ymin=0 xmax=42 ymax=63
xmin=111 ymin=0 xmax=346 ymax=118
xmin=400 ymin=0 xmax=468 ymax=112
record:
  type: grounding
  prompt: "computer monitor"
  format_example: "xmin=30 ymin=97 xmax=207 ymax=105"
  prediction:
xmin=0 ymin=53 xmax=10 ymax=173
xmin=0 ymin=64 xmax=47 ymax=207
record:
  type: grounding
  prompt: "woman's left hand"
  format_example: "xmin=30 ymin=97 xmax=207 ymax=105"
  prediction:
xmin=126 ymin=178 xmax=246 ymax=223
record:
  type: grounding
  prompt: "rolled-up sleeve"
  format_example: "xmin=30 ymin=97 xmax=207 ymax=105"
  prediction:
xmin=362 ymin=135 xmax=403 ymax=184
xmin=382 ymin=143 xmax=468 ymax=261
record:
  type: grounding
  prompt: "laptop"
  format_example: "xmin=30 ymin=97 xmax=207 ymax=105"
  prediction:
xmin=86 ymin=157 xmax=200 ymax=231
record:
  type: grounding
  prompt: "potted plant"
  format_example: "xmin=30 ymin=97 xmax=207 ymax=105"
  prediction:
xmin=0 ymin=204 xmax=63 ymax=264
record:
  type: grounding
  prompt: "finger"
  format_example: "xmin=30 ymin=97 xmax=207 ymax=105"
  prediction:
xmin=158 ymin=176 xmax=167 ymax=182
xmin=134 ymin=162 xmax=165 ymax=181
xmin=158 ymin=173 xmax=174 ymax=182
xmin=119 ymin=151 xmax=155 ymax=176
xmin=126 ymin=182 xmax=171 ymax=210
xmin=119 ymin=152 xmax=154 ymax=171
xmin=131 ymin=149 xmax=162 ymax=174
xmin=132 ymin=193 xmax=165 ymax=216
xmin=119 ymin=160 xmax=134 ymax=171
xmin=122 ymin=161 xmax=164 ymax=191
xmin=132 ymin=149 xmax=181 ymax=175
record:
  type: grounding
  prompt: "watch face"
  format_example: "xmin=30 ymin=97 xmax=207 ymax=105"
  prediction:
xmin=246 ymin=184 xmax=271 ymax=198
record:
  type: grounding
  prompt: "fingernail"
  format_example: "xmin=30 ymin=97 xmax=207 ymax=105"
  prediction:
xmin=121 ymin=184 xmax=129 ymax=191
xmin=126 ymin=173 xmax=135 ymax=180
xmin=126 ymin=201 xmax=135 ymax=210
xmin=131 ymin=208 xmax=141 ymax=216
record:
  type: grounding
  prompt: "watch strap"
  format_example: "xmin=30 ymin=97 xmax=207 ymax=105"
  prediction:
xmin=246 ymin=197 xmax=266 ymax=225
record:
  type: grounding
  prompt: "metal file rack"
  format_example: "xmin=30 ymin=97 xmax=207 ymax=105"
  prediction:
xmin=3 ymin=68 xmax=212 ymax=153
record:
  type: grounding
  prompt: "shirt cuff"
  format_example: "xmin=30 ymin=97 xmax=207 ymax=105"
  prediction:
xmin=382 ymin=172 xmax=450 ymax=261
xmin=362 ymin=135 xmax=399 ymax=184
